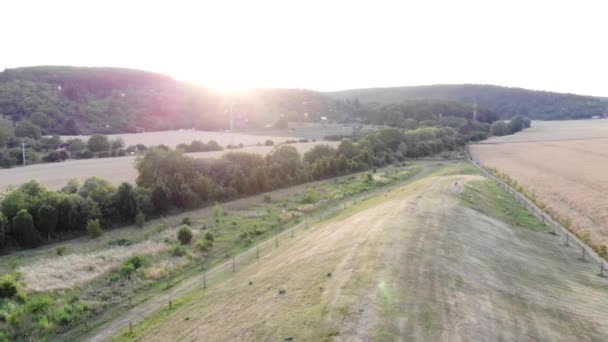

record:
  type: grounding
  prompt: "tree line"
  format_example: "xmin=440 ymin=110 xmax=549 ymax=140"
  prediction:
xmin=0 ymin=126 xmax=467 ymax=251
xmin=0 ymin=119 xmax=223 ymax=168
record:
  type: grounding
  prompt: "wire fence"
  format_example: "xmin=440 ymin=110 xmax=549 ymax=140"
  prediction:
xmin=465 ymin=147 xmax=606 ymax=276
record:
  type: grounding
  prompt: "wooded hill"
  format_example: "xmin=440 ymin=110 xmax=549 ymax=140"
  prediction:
xmin=327 ymin=84 xmax=607 ymax=120
xmin=1 ymin=66 xmax=603 ymax=136
xmin=0 ymin=66 xmax=347 ymax=134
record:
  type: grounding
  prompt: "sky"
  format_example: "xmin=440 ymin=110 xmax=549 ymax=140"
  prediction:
xmin=1 ymin=0 xmax=607 ymax=96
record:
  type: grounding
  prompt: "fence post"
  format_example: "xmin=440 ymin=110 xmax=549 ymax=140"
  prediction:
xmin=232 ymin=256 xmax=235 ymax=272
xmin=581 ymin=246 xmax=586 ymax=260
xmin=564 ymin=234 xmax=569 ymax=246
xmin=256 ymin=247 xmax=259 ymax=259
xmin=203 ymin=272 xmax=207 ymax=289
xmin=600 ymin=262 xmax=605 ymax=276
xmin=275 ymin=237 xmax=279 ymax=248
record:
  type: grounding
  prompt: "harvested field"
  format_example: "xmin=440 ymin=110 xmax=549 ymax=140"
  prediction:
xmin=0 ymin=141 xmax=337 ymax=192
xmin=470 ymin=119 xmax=608 ymax=249
xmin=61 ymin=129 xmax=295 ymax=148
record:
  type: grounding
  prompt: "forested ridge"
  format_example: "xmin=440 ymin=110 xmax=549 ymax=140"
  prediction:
xmin=2 ymin=66 xmax=601 ymax=138
xmin=327 ymin=84 xmax=607 ymax=120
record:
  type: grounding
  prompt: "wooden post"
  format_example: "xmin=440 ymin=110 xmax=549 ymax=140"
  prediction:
xmin=232 ymin=256 xmax=235 ymax=272
xmin=169 ymin=298 xmax=172 ymax=310
xmin=600 ymin=262 xmax=604 ymax=276
xmin=129 ymin=297 xmax=132 ymax=308
xmin=581 ymin=246 xmax=586 ymax=260
xmin=275 ymin=237 xmax=279 ymax=248
xmin=256 ymin=247 xmax=260 ymax=259
xmin=203 ymin=272 xmax=207 ymax=289
xmin=129 ymin=321 xmax=133 ymax=335
xmin=564 ymin=234 xmax=569 ymax=246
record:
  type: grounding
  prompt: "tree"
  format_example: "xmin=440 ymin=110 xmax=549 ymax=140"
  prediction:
xmin=490 ymin=121 xmax=509 ymax=136
xmin=303 ymin=144 xmax=337 ymax=164
xmin=14 ymin=120 xmax=41 ymax=139
xmin=0 ymin=119 xmax=14 ymax=147
xmin=0 ymin=212 xmax=7 ymax=248
xmin=67 ymin=138 xmax=86 ymax=152
xmin=337 ymin=138 xmax=356 ymax=159
xmin=12 ymin=209 xmax=42 ymax=248
xmin=87 ymin=134 xmax=110 ymax=152
xmin=151 ymin=183 xmax=171 ymax=213
xmin=113 ymin=183 xmax=139 ymax=222
xmin=111 ymin=138 xmax=125 ymax=150
xmin=177 ymin=225 xmax=193 ymax=245
xmin=36 ymin=204 xmax=58 ymax=241
xmin=509 ymin=115 xmax=525 ymax=133
xmin=86 ymin=219 xmax=102 ymax=238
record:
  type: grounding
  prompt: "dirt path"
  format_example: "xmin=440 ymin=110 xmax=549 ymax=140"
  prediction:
xmin=126 ymin=172 xmax=608 ymax=341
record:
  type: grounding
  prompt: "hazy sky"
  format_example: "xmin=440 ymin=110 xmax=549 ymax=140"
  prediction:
xmin=2 ymin=0 xmax=607 ymax=95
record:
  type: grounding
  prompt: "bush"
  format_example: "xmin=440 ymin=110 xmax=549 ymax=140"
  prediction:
xmin=195 ymin=239 xmax=213 ymax=252
xmin=12 ymin=209 xmax=42 ymax=248
xmin=263 ymin=194 xmax=272 ymax=203
xmin=181 ymin=217 xmax=192 ymax=226
xmin=120 ymin=263 xmax=135 ymax=278
xmin=170 ymin=245 xmax=187 ymax=257
xmin=204 ymin=232 xmax=215 ymax=242
xmin=0 ymin=275 xmax=25 ymax=302
xmin=135 ymin=211 xmax=145 ymax=228
xmin=265 ymin=139 xmax=274 ymax=146
xmin=56 ymin=246 xmax=66 ymax=256
xmin=212 ymin=203 xmax=224 ymax=218
xmin=87 ymin=134 xmax=110 ymax=152
xmin=302 ymin=189 xmax=319 ymax=204
xmin=177 ymin=225 xmax=193 ymax=245
xmin=86 ymin=219 xmax=102 ymax=239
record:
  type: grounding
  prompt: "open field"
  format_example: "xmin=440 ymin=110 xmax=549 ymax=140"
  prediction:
xmin=0 ymin=141 xmax=337 ymax=192
xmin=60 ymin=129 xmax=295 ymax=148
xmin=470 ymin=119 xmax=608 ymax=249
xmin=60 ymin=123 xmax=370 ymax=147
xmin=111 ymin=162 xmax=608 ymax=341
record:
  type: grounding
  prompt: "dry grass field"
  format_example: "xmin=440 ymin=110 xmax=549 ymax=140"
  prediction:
xmin=0 ymin=141 xmax=337 ymax=192
xmin=61 ymin=129 xmax=295 ymax=148
xmin=470 ymin=119 xmax=608 ymax=249
xmin=107 ymin=164 xmax=608 ymax=341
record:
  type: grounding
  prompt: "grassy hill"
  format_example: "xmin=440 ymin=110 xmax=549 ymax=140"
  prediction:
xmin=327 ymin=84 xmax=607 ymax=120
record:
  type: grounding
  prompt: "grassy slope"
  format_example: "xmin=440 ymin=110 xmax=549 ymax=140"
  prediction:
xmin=48 ymin=163 xmax=428 ymax=341
xmin=117 ymin=162 xmax=608 ymax=341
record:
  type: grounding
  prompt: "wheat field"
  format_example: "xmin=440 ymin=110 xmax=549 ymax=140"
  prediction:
xmin=470 ymin=119 xmax=608 ymax=248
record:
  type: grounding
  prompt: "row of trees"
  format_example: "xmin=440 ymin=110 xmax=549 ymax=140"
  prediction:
xmin=490 ymin=115 xmax=532 ymax=136
xmin=0 ymin=120 xmax=224 ymax=167
xmin=0 ymin=126 xmax=467 ymax=251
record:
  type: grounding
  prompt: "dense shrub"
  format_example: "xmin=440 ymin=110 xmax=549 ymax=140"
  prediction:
xmin=12 ymin=209 xmax=42 ymax=248
xmin=204 ymin=232 xmax=215 ymax=242
xmin=135 ymin=211 xmax=145 ymax=227
xmin=86 ymin=219 xmax=102 ymax=238
xmin=177 ymin=225 xmax=193 ymax=245
xmin=0 ymin=274 xmax=25 ymax=302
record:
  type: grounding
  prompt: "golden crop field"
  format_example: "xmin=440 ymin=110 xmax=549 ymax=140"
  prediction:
xmin=470 ymin=119 xmax=608 ymax=249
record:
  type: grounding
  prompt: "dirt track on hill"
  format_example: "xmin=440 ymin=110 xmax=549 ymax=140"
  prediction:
xmin=125 ymin=172 xmax=608 ymax=341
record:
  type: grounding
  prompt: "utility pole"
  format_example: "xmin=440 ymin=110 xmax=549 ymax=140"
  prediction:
xmin=21 ymin=139 xmax=26 ymax=166
xmin=473 ymin=102 xmax=478 ymax=122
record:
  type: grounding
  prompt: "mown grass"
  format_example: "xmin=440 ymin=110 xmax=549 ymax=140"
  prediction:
xmin=460 ymin=179 xmax=545 ymax=231
xmin=106 ymin=163 xmax=440 ymax=341
xmin=53 ymin=163 xmax=437 ymax=341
